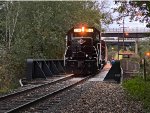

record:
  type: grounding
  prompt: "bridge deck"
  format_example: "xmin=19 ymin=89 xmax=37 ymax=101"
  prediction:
xmin=89 ymin=62 xmax=111 ymax=81
xmin=101 ymin=28 xmax=150 ymax=38
xmin=104 ymin=28 xmax=150 ymax=33
xmin=104 ymin=40 xmax=136 ymax=42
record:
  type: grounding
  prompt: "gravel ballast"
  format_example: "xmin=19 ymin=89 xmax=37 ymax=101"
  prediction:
xmin=24 ymin=81 xmax=144 ymax=113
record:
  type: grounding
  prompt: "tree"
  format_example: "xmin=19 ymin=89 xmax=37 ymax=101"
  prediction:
xmin=0 ymin=1 xmax=112 ymax=93
xmin=114 ymin=1 xmax=150 ymax=27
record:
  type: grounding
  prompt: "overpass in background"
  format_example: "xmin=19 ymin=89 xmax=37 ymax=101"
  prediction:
xmin=104 ymin=38 xmax=135 ymax=43
xmin=104 ymin=38 xmax=138 ymax=53
xmin=101 ymin=28 xmax=150 ymax=38
xmin=101 ymin=27 xmax=150 ymax=54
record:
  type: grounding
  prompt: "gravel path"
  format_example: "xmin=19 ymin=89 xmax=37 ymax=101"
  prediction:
xmin=23 ymin=81 xmax=144 ymax=113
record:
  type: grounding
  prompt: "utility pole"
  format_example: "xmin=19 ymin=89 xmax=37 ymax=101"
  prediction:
xmin=123 ymin=16 xmax=125 ymax=52
xmin=144 ymin=52 xmax=150 ymax=81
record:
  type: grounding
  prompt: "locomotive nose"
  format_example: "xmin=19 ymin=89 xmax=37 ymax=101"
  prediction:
xmin=64 ymin=26 xmax=107 ymax=76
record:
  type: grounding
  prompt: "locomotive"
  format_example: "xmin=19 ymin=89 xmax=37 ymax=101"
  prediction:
xmin=64 ymin=26 xmax=107 ymax=75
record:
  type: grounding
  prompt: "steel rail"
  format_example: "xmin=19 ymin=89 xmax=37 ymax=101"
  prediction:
xmin=0 ymin=74 xmax=74 ymax=101
xmin=6 ymin=75 xmax=91 ymax=113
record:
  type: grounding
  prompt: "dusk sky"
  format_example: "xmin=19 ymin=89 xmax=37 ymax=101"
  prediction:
xmin=102 ymin=0 xmax=147 ymax=29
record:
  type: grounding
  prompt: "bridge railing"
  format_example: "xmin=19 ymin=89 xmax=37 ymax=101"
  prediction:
xmin=104 ymin=38 xmax=136 ymax=41
xmin=104 ymin=28 xmax=150 ymax=33
xmin=117 ymin=38 xmax=136 ymax=40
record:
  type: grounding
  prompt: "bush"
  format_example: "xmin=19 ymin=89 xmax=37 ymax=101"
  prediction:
xmin=122 ymin=76 xmax=150 ymax=112
xmin=0 ymin=53 xmax=20 ymax=94
xmin=129 ymin=54 xmax=140 ymax=63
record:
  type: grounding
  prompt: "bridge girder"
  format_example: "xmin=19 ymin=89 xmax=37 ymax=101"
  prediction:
xmin=101 ymin=32 xmax=149 ymax=38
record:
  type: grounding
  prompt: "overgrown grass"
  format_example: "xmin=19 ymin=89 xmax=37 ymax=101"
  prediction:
xmin=0 ymin=79 xmax=20 ymax=94
xmin=0 ymin=88 xmax=9 ymax=94
xmin=122 ymin=76 xmax=150 ymax=112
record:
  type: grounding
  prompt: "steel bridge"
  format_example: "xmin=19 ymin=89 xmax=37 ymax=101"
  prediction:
xmin=101 ymin=27 xmax=150 ymax=54
xmin=104 ymin=39 xmax=135 ymax=46
xmin=101 ymin=28 xmax=150 ymax=38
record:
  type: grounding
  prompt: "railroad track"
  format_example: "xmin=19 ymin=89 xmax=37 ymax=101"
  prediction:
xmin=0 ymin=74 xmax=91 ymax=113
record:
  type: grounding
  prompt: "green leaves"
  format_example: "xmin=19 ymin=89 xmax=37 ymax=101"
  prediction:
xmin=0 ymin=1 xmax=112 ymax=92
xmin=114 ymin=1 xmax=150 ymax=27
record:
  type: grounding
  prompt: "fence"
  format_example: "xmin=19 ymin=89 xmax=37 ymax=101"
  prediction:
xmin=120 ymin=59 xmax=140 ymax=77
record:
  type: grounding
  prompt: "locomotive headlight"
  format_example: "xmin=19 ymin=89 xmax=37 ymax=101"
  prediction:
xmin=74 ymin=27 xmax=93 ymax=33
xmin=81 ymin=27 xmax=85 ymax=32
xmin=70 ymin=57 xmax=73 ymax=59
xmin=86 ymin=28 xmax=93 ymax=32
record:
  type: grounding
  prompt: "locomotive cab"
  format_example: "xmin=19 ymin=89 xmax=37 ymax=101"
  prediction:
xmin=64 ymin=26 xmax=104 ymax=75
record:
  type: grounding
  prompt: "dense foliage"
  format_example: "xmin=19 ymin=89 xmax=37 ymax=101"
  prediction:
xmin=0 ymin=1 xmax=112 ymax=93
xmin=123 ymin=76 xmax=150 ymax=112
xmin=139 ymin=38 xmax=150 ymax=75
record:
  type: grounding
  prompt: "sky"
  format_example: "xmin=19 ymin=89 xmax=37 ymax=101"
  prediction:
xmin=102 ymin=0 xmax=147 ymax=29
